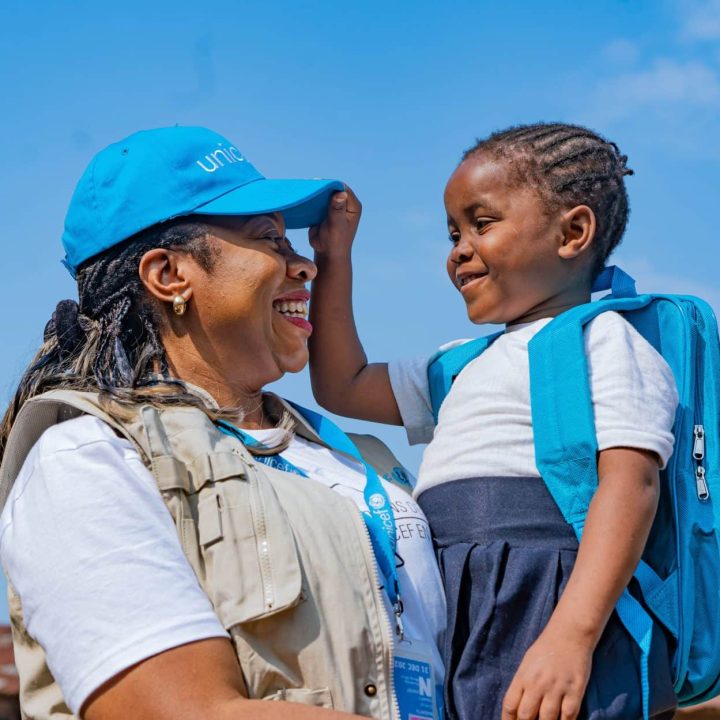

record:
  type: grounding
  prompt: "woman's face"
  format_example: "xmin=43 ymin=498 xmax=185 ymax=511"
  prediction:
xmin=188 ymin=213 xmax=317 ymax=382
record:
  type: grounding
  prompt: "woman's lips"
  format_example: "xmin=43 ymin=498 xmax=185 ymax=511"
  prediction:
xmin=281 ymin=316 xmax=313 ymax=334
xmin=274 ymin=290 xmax=311 ymax=303
xmin=272 ymin=290 xmax=312 ymax=334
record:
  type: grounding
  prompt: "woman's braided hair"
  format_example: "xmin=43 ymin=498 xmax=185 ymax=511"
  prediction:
xmin=0 ymin=217 xmax=219 ymax=462
xmin=462 ymin=122 xmax=634 ymax=277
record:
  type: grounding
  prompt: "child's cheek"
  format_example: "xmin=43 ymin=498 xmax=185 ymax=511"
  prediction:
xmin=464 ymin=295 xmax=488 ymax=325
xmin=446 ymin=259 xmax=457 ymax=288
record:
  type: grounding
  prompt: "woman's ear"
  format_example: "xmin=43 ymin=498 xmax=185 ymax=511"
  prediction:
xmin=138 ymin=248 xmax=193 ymax=307
xmin=558 ymin=204 xmax=596 ymax=260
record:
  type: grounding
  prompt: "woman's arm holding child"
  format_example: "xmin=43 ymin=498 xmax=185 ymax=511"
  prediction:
xmin=502 ymin=447 xmax=661 ymax=720
xmin=308 ymin=188 xmax=403 ymax=424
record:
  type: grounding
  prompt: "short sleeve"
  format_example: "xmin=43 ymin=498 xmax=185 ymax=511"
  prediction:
xmin=388 ymin=355 xmax=436 ymax=445
xmin=388 ymin=340 xmax=471 ymax=446
xmin=0 ymin=415 xmax=227 ymax=715
xmin=586 ymin=312 xmax=679 ymax=468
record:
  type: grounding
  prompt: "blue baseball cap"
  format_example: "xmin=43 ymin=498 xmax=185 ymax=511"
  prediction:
xmin=61 ymin=126 xmax=345 ymax=275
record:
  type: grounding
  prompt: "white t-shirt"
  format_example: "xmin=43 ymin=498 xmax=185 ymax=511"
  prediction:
xmin=0 ymin=414 xmax=445 ymax=715
xmin=388 ymin=312 xmax=679 ymax=498
xmin=249 ymin=428 xmax=446 ymax=679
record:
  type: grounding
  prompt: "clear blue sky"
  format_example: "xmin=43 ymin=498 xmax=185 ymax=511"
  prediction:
xmin=1 ymin=0 xmax=719 ymax=619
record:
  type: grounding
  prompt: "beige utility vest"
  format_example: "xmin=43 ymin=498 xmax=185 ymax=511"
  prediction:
xmin=0 ymin=389 xmax=409 ymax=720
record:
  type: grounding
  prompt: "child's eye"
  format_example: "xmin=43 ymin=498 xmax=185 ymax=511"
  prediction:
xmin=475 ymin=218 xmax=492 ymax=231
xmin=448 ymin=232 xmax=461 ymax=245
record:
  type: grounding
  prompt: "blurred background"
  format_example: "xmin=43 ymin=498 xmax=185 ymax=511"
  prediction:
xmin=1 ymin=0 xmax=719 ymax=633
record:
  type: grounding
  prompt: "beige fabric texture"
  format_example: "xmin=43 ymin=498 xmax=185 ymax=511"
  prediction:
xmin=0 ymin=389 xmax=406 ymax=720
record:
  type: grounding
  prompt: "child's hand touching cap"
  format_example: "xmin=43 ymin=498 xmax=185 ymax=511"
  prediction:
xmin=308 ymin=185 xmax=362 ymax=258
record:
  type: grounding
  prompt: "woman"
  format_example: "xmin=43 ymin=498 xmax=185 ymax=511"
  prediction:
xmin=0 ymin=126 xmax=445 ymax=720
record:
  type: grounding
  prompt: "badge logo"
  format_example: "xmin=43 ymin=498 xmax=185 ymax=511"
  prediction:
xmin=368 ymin=493 xmax=386 ymax=510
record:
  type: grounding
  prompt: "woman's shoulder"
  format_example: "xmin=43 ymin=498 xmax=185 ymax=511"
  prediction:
xmin=8 ymin=414 xmax=142 ymax=519
xmin=32 ymin=413 xmax=133 ymax=458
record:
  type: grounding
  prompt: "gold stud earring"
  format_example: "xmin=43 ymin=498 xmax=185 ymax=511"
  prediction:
xmin=172 ymin=294 xmax=187 ymax=316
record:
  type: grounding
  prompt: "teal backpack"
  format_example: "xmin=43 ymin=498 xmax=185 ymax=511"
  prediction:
xmin=427 ymin=266 xmax=720 ymax=717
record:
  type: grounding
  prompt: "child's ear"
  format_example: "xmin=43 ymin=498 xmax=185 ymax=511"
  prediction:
xmin=558 ymin=205 xmax=596 ymax=260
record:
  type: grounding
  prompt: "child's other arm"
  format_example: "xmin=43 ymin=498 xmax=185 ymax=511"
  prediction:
xmin=503 ymin=447 xmax=660 ymax=720
xmin=308 ymin=188 xmax=402 ymax=425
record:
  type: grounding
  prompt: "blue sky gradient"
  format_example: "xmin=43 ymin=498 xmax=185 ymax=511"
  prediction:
xmin=1 ymin=0 xmax=720 ymax=619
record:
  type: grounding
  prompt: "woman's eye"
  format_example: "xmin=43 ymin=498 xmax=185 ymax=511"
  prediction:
xmin=263 ymin=234 xmax=285 ymax=247
xmin=262 ymin=235 xmax=297 ymax=254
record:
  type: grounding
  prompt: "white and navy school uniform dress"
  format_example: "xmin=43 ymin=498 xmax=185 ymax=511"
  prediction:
xmin=389 ymin=313 xmax=680 ymax=720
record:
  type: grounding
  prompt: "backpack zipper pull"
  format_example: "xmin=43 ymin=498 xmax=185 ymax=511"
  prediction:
xmin=696 ymin=466 xmax=709 ymax=501
xmin=693 ymin=425 xmax=706 ymax=461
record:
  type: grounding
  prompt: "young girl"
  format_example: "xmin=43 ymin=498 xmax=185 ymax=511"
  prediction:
xmin=308 ymin=123 xmax=679 ymax=720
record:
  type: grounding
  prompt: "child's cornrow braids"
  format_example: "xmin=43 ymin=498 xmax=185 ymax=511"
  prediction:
xmin=463 ymin=123 xmax=634 ymax=277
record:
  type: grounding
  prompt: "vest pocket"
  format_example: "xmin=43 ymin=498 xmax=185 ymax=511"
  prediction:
xmin=198 ymin=491 xmax=223 ymax=548
xmin=262 ymin=687 xmax=334 ymax=707
xmin=195 ymin=462 xmax=304 ymax=628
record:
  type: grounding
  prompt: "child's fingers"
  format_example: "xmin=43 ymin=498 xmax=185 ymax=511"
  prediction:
xmin=307 ymin=224 xmax=322 ymax=251
xmin=329 ymin=190 xmax=348 ymax=214
xmin=308 ymin=192 xmax=347 ymax=249
xmin=560 ymin=693 xmax=581 ymax=720
xmin=516 ymin=689 xmax=543 ymax=720
xmin=343 ymin=184 xmax=362 ymax=216
xmin=538 ymin=691 xmax=563 ymax=720
xmin=501 ymin=681 xmax=523 ymax=720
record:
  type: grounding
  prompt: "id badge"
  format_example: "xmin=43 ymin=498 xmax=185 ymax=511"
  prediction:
xmin=393 ymin=640 xmax=442 ymax=720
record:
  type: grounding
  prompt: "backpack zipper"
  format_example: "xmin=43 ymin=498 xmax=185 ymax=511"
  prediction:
xmin=693 ymin=425 xmax=709 ymax=500
xmin=696 ymin=466 xmax=709 ymax=501
xmin=693 ymin=425 xmax=705 ymax=461
xmin=691 ymin=305 xmax=709 ymax=501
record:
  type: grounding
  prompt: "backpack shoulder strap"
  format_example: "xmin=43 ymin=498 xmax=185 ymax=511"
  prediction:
xmin=528 ymin=295 xmax=655 ymax=527
xmin=427 ymin=332 xmax=503 ymax=423
xmin=527 ymin=288 xmax=660 ymax=720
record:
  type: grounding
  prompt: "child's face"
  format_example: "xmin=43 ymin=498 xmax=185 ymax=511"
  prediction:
xmin=444 ymin=154 xmax=591 ymax=325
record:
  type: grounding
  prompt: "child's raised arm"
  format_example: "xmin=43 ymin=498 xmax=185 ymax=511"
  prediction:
xmin=308 ymin=188 xmax=403 ymax=425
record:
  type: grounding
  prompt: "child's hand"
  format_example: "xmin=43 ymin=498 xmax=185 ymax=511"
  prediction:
xmin=308 ymin=186 xmax=361 ymax=258
xmin=501 ymin=621 xmax=593 ymax=720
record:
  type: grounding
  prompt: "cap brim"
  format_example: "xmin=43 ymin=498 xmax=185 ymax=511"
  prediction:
xmin=192 ymin=178 xmax=345 ymax=228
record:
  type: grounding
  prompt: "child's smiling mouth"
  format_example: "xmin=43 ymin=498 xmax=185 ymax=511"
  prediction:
xmin=457 ymin=271 xmax=489 ymax=291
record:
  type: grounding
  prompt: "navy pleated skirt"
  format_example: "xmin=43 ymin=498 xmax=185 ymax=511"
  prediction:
xmin=418 ymin=477 xmax=677 ymax=720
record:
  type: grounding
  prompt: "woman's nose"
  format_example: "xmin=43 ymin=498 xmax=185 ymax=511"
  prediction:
xmin=288 ymin=253 xmax=318 ymax=282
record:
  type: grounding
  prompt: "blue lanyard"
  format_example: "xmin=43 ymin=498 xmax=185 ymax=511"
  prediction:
xmin=216 ymin=421 xmax=311 ymax=478
xmin=216 ymin=405 xmax=404 ymax=638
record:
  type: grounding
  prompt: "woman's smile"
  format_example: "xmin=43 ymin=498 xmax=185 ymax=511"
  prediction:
xmin=272 ymin=289 xmax=313 ymax=335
